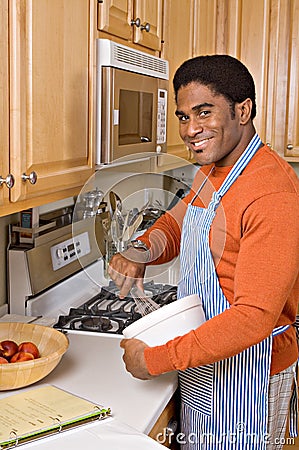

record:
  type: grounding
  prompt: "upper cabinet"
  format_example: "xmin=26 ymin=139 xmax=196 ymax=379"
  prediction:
xmin=0 ymin=0 xmax=10 ymax=210
xmin=193 ymin=0 xmax=271 ymax=150
xmin=0 ymin=0 xmax=95 ymax=216
xmin=267 ymin=0 xmax=299 ymax=159
xmin=97 ymin=0 xmax=164 ymax=52
xmin=161 ymin=0 xmax=195 ymax=162
xmin=163 ymin=0 xmax=299 ymax=163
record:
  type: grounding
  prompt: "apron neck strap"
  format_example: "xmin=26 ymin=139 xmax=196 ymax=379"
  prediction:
xmin=209 ymin=133 xmax=262 ymax=210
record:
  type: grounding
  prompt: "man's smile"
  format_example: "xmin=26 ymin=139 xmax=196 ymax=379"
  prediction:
xmin=189 ymin=137 xmax=213 ymax=152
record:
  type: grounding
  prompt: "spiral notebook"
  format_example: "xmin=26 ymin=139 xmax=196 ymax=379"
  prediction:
xmin=0 ymin=385 xmax=111 ymax=448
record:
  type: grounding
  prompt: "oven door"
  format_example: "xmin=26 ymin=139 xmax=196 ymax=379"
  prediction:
xmin=101 ymin=67 xmax=167 ymax=164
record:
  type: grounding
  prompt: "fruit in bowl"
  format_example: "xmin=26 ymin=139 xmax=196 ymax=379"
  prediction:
xmin=0 ymin=322 xmax=69 ymax=390
xmin=0 ymin=340 xmax=19 ymax=358
xmin=0 ymin=357 xmax=8 ymax=364
xmin=0 ymin=339 xmax=40 ymax=363
xmin=10 ymin=351 xmax=35 ymax=362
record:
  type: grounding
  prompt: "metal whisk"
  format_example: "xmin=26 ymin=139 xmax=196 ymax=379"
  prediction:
xmin=130 ymin=285 xmax=160 ymax=316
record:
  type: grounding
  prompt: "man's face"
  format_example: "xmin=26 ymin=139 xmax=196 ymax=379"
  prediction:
xmin=175 ymin=82 xmax=250 ymax=166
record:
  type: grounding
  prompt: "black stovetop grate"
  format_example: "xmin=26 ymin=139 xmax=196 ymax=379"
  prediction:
xmin=53 ymin=281 xmax=177 ymax=334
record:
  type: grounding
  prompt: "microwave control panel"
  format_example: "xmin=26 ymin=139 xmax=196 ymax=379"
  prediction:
xmin=50 ymin=232 xmax=91 ymax=271
xmin=157 ymin=89 xmax=167 ymax=145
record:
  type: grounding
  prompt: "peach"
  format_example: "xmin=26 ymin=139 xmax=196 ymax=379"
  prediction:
xmin=0 ymin=340 xmax=18 ymax=358
xmin=0 ymin=356 xmax=9 ymax=364
xmin=18 ymin=342 xmax=40 ymax=359
xmin=10 ymin=351 xmax=35 ymax=363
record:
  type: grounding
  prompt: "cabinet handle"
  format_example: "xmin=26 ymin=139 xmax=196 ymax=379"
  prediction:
xmin=286 ymin=144 xmax=293 ymax=150
xmin=131 ymin=18 xmax=141 ymax=28
xmin=22 ymin=171 xmax=37 ymax=185
xmin=140 ymin=22 xmax=151 ymax=32
xmin=0 ymin=174 xmax=15 ymax=189
xmin=266 ymin=142 xmax=272 ymax=149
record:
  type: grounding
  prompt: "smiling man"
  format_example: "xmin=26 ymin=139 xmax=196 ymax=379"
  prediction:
xmin=108 ymin=55 xmax=299 ymax=449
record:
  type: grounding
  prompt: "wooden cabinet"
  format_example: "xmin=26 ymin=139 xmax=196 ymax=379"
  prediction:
xmin=148 ymin=394 xmax=179 ymax=449
xmin=160 ymin=0 xmax=299 ymax=164
xmin=0 ymin=0 xmax=95 ymax=217
xmin=161 ymin=0 xmax=195 ymax=163
xmin=266 ymin=0 xmax=299 ymax=160
xmin=193 ymin=0 xmax=270 ymax=150
xmin=0 ymin=0 xmax=10 ymax=209
xmin=97 ymin=0 xmax=164 ymax=52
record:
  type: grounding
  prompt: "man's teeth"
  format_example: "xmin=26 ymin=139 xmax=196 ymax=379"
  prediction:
xmin=194 ymin=138 xmax=209 ymax=147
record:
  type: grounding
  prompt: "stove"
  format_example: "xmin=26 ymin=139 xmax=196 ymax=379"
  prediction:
xmin=7 ymin=219 xmax=179 ymax=336
xmin=53 ymin=281 xmax=177 ymax=335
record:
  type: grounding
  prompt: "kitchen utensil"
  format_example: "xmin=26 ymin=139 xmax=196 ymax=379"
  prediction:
xmin=0 ymin=322 xmax=69 ymax=390
xmin=130 ymin=285 xmax=160 ymax=316
xmin=128 ymin=208 xmax=139 ymax=226
xmin=122 ymin=212 xmax=143 ymax=242
xmin=109 ymin=191 xmax=122 ymax=216
xmin=123 ymin=294 xmax=205 ymax=346
xmin=122 ymin=212 xmax=130 ymax=238
xmin=95 ymin=210 xmax=110 ymax=257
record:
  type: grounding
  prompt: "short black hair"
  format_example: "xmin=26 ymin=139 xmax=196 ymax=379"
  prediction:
xmin=173 ymin=55 xmax=256 ymax=119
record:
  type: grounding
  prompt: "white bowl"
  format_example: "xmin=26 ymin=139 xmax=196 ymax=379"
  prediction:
xmin=123 ymin=294 xmax=206 ymax=346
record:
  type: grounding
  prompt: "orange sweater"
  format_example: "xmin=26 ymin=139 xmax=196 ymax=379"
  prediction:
xmin=141 ymin=145 xmax=299 ymax=376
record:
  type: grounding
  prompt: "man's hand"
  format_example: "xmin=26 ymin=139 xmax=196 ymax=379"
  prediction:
xmin=108 ymin=249 xmax=147 ymax=298
xmin=120 ymin=338 xmax=155 ymax=380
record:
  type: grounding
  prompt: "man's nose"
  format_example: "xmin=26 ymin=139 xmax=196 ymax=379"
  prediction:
xmin=186 ymin=117 xmax=203 ymax=136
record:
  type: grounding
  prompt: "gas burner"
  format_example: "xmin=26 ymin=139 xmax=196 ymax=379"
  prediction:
xmin=53 ymin=281 xmax=177 ymax=335
xmin=80 ymin=316 xmax=112 ymax=332
xmin=54 ymin=314 xmax=127 ymax=334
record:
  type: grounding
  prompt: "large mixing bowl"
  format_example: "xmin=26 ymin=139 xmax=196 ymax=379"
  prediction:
xmin=123 ymin=293 xmax=206 ymax=346
xmin=0 ymin=322 xmax=69 ymax=390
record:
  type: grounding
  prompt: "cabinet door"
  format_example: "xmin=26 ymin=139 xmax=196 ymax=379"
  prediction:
xmin=233 ymin=0 xmax=270 ymax=144
xmin=284 ymin=0 xmax=299 ymax=158
xmin=0 ymin=0 xmax=10 ymax=208
xmin=133 ymin=0 xmax=163 ymax=51
xmin=162 ymin=0 xmax=195 ymax=161
xmin=194 ymin=0 xmax=270 ymax=143
xmin=263 ymin=0 xmax=299 ymax=160
xmin=9 ymin=0 xmax=94 ymax=203
xmin=97 ymin=0 xmax=132 ymax=40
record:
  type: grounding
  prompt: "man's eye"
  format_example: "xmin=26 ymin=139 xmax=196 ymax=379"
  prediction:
xmin=199 ymin=110 xmax=210 ymax=117
xmin=178 ymin=115 xmax=189 ymax=122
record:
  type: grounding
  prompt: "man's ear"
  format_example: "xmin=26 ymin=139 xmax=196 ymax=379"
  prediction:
xmin=236 ymin=98 xmax=252 ymax=125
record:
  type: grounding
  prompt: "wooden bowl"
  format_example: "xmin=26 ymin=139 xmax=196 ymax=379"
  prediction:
xmin=0 ymin=322 xmax=69 ymax=390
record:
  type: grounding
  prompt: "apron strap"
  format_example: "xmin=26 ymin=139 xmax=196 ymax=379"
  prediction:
xmin=272 ymin=324 xmax=290 ymax=336
xmin=289 ymin=362 xmax=298 ymax=437
xmin=208 ymin=133 xmax=262 ymax=211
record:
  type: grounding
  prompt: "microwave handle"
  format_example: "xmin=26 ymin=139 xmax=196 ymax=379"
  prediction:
xmin=100 ymin=156 xmax=154 ymax=168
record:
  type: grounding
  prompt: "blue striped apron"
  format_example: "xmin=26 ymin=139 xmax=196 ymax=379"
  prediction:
xmin=177 ymin=134 xmax=291 ymax=449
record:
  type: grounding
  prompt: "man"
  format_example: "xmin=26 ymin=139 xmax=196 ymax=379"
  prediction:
xmin=108 ymin=55 xmax=299 ymax=449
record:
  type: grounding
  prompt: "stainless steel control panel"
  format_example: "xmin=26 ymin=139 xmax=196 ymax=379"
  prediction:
xmin=50 ymin=232 xmax=91 ymax=271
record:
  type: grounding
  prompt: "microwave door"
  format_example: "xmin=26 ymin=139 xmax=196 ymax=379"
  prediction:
xmin=118 ymin=90 xmax=153 ymax=146
xmin=101 ymin=67 xmax=159 ymax=163
xmin=101 ymin=67 xmax=113 ymax=163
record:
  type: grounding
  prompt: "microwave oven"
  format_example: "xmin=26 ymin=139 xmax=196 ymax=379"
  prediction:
xmin=96 ymin=39 xmax=169 ymax=165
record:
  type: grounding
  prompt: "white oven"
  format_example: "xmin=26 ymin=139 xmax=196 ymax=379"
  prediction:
xmin=7 ymin=214 xmax=180 ymax=335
